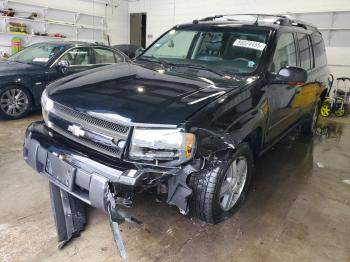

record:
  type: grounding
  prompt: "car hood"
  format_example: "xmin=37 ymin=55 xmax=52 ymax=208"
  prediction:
xmin=0 ymin=61 xmax=40 ymax=75
xmin=47 ymin=63 xmax=254 ymax=126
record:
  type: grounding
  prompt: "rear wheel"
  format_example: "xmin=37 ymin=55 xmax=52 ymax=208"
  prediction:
xmin=0 ymin=86 xmax=32 ymax=119
xmin=301 ymin=102 xmax=320 ymax=136
xmin=189 ymin=142 xmax=254 ymax=224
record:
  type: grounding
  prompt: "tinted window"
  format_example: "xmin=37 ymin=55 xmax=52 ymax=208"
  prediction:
xmin=271 ymin=33 xmax=297 ymax=72
xmin=297 ymin=33 xmax=312 ymax=70
xmin=60 ymin=47 xmax=91 ymax=65
xmin=312 ymin=33 xmax=327 ymax=67
xmin=94 ymin=48 xmax=123 ymax=64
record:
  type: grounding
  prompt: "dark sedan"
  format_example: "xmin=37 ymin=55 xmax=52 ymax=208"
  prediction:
xmin=0 ymin=41 xmax=128 ymax=119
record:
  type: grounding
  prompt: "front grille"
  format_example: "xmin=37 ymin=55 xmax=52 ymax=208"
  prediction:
xmin=51 ymin=124 xmax=121 ymax=157
xmin=54 ymin=103 xmax=130 ymax=135
xmin=49 ymin=102 xmax=131 ymax=158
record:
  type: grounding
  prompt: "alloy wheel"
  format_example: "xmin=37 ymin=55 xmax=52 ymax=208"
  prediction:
xmin=0 ymin=88 xmax=29 ymax=117
xmin=219 ymin=156 xmax=248 ymax=211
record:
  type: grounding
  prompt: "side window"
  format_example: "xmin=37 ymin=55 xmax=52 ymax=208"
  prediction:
xmin=312 ymin=33 xmax=327 ymax=67
xmin=60 ymin=47 xmax=91 ymax=66
xmin=93 ymin=48 xmax=123 ymax=64
xmin=297 ymin=33 xmax=313 ymax=70
xmin=271 ymin=33 xmax=297 ymax=72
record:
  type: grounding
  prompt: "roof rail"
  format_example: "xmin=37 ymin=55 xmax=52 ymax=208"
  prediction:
xmin=291 ymin=19 xmax=318 ymax=31
xmin=197 ymin=14 xmax=291 ymax=24
xmin=194 ymin=14 xmax=319 ymax=32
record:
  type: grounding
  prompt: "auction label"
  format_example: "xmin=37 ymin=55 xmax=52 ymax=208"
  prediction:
xmin=233 ymin=39 xmax=266 ymax=51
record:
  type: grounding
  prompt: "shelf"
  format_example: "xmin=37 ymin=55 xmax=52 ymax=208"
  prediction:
xmin=2 ymin=0 xmax=106 ymax=18
xmin=0 ymin=31 xmax=68 ymax=40
xmin=0 ymin=16 xmax=106 ymax=30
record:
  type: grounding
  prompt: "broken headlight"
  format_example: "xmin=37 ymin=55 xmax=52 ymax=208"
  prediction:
xmin=129 ymin=128 xmax=196 ymax=166
xmin=41 ymin=90 xmax=53 ymax=125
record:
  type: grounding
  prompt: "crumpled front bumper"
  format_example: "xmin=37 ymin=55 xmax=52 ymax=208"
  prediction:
xmin=23 ymin=121 xmax=148 ymax=211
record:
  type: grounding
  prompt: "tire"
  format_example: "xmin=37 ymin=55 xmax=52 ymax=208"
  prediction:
xmin=301 ymin=102 xmax=320 ymax=136
xmin=0 ymin=86 xmax=33 ymax=120
xmin=189 ymin=142 xmax=254 ymax=224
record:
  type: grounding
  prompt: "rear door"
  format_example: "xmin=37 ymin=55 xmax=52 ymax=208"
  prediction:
xmin=291 ymin=33 xmax=317 ymax=116
xmin=91 ymin=47 xmax=126 ymax=68
xmin=293 ymin=32 xmax=329 ymax=117
xmin=266 ymin=32 xmax=300 ymax=142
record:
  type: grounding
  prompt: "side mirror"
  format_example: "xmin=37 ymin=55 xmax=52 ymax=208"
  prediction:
xmin=268 ymin=66 xmax=307 ymax=85
xmin=56 ymin=60 xmax=70 ymax=74
xmin=135 ymin=48 xmax=145 ymax=58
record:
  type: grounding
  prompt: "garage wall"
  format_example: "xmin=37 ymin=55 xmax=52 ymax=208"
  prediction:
xmin=0 ymin=0 xmax=128 ymax=55
xmin=129 ymin=0 xmax=350 ymax=77
xmin=30 ymin=0 xmax=129 ymax=44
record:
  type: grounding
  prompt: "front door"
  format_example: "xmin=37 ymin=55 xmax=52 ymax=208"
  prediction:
xmin=47 ymin=47 xmax=94 ymax=84
xmin=266 ymin=32 xmax=301 ymax=142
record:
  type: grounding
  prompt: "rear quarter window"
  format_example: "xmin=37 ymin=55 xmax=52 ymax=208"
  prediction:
xmin=312 ymin=33 xmax=327 ymax=67
xmin=297 ymin=33 xmax=313 ymax=70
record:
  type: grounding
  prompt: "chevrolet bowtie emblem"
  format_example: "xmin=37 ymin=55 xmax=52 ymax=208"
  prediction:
xmin=67 ymin=124 xmax=85 ymax=137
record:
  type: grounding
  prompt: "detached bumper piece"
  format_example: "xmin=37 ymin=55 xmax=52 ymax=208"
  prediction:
xmin=23 ymin=122 xmax=144 ymax=261
xmin=49 ymin=182 xmax=87 ymax=249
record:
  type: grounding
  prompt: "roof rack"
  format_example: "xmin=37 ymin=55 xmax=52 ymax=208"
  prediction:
xmin=193 ymin=14 xmax=319 ymax=32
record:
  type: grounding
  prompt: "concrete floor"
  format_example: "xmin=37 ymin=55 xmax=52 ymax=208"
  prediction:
xmin=1 ymin=113 xmax=350 ymax=262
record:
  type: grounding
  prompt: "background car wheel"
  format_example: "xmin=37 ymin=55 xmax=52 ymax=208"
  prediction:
xmin=189 ymin=142 xmax=254 ymax=224
xmin=0 ymin=86 xmax=32 ymax=120
xmin=301 ymin=102 xmax=320 ymax=136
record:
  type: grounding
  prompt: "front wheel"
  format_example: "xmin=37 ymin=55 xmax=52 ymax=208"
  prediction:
xmin=189 ymin=142 xmax=254 ymax=224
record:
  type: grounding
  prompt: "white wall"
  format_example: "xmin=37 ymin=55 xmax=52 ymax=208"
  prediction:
xmin=0 ymin=0 xmax=128 ymax=55
xmin=29 ymin=0 xmax=130 ymax=44
xmin=129 ymin=0 xmax=350 ymax=77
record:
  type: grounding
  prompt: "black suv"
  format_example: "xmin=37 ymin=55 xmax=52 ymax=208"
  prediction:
xmin=23 ymin=14 xmax=328 ymax=245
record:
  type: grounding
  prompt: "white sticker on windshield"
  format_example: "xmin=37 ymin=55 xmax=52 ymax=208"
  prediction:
xmin=233 ymin=39 xmax=266 ymax=51
xmin=32 ymin=58 xmax=49 ymax=62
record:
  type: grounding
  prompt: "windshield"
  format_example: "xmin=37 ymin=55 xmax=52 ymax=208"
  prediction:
xmin=8 ymin=43 xmax=65 ymax=65
xmin=141 ymin=28 xmax=270 ymax=74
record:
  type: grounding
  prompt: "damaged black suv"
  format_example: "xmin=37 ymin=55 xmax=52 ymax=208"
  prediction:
xmin=24 ymin=14 xmax=328 ymax=250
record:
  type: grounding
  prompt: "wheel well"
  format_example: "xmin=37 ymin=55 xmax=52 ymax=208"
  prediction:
xmin=243 ymin=128 xmax=262 ymax=157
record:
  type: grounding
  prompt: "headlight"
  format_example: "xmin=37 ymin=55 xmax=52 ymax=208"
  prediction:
xmin=129 ymin=128 xmax=196 ymax=166
xmin=41 ymin=90 xmax=53 ymax=124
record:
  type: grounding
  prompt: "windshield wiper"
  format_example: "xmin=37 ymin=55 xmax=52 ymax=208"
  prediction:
xmin=169 ymin=63 xmax=229 ymax=77
xmin=138 ymin=56 xmax=170 ymax=68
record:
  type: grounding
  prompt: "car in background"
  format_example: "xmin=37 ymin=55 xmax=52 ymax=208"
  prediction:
xmin=0 ymin=41 xmax=128 ymax=119
xmin=112 ymin=44 xmax=142 ymax=59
